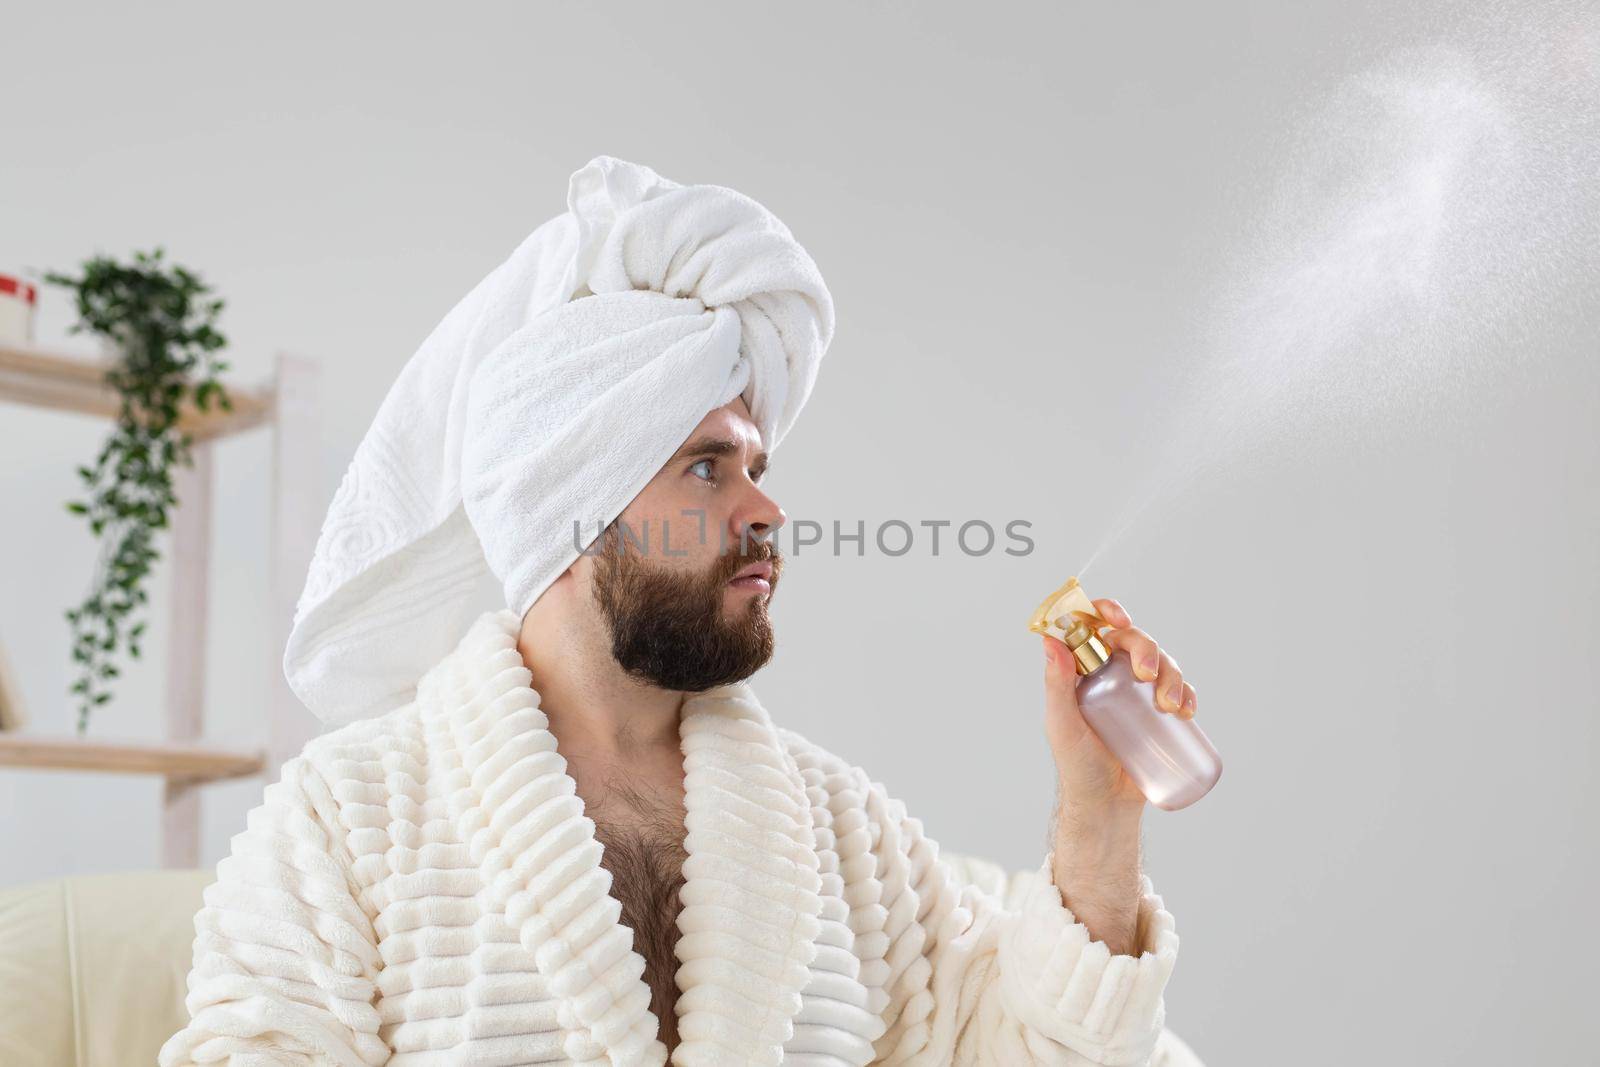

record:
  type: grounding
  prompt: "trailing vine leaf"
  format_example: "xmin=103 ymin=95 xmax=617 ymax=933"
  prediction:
xmin=43 ymin=246 xmax=232 ymax=735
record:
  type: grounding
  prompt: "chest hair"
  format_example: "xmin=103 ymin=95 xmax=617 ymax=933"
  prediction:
xmin=586 ymin=777 xmax=689 ymax=1053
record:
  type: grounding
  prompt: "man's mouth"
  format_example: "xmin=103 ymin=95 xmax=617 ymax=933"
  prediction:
xmin=727 ymin=560 xmax=774 ymax=594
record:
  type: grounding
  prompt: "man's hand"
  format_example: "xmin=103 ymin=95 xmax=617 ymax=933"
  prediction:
xmin=1040 ymin=596 xmax=1197 ymax=954
xmin=1043 ymin=596 xmax=1197 ymax=811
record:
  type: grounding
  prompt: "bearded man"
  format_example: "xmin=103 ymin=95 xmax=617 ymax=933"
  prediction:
xmin=160 ymin=156 xmax=1207 ymax=1067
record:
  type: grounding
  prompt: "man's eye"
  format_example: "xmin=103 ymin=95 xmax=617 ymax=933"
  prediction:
xmin=689 ymin=458 xmax=715 ymax=482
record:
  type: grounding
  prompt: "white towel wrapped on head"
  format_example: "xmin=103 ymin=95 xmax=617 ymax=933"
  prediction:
xmin=283 ymin=155 xmax=834 ymax=727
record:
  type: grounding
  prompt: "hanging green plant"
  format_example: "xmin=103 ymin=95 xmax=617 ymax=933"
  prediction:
xmin=43 ymin=246 xmax=233 ymax=735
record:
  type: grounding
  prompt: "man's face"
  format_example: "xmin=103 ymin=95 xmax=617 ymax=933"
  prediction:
xmin=585 ymin=398 xmax=786 ymax=691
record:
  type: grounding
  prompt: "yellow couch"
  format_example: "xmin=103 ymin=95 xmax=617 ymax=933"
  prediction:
xmin=0 ymin=869 xmax=216 ymax=1067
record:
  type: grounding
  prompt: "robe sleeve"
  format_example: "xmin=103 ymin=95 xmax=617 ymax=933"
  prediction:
xmin=859 ymin=776 xmax=1201 ymax=1067
xmin=156 ymin=755 xmax=390 ymax=1067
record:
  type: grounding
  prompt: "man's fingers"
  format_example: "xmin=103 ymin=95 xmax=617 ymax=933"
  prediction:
xmin=1101 ymin=626 xmax=1160 ymax=680
xmin=1153 ymin=653 xmax=1185 ymax=714
xmin=1092 ymin=598 xmax=1131 ymax=628
xmin=1080 ymin=599 xmax=1196 ymax=718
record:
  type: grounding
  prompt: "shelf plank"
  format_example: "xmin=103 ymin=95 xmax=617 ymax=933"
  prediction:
xmin=0 ymin=733 xmax=265 ymax=783
xmin=0 ymin=341 xmax=274 ymax=442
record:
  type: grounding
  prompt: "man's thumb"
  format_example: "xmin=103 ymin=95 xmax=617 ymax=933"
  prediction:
xmin=1043 ymin=635 xmax=1083 ymax=722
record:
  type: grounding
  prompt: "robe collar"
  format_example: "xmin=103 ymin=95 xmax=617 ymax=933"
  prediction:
xmin=415 ymin=607 xmax=824 ymax=1067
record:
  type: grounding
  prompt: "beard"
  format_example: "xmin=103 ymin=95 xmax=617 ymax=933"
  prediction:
xmin=591 ymin=524 xmax=783 ymax=692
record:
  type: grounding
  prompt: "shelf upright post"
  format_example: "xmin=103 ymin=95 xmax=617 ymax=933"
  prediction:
xmin=162 ymin=440 xmax=213 ymax=867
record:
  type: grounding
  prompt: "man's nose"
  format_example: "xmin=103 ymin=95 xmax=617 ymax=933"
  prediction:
xmin=733 ymin=490 xmax=785 ymax=549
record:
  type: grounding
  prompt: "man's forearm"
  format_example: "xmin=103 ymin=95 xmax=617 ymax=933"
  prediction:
xmin=1049 ymin=787 xmax=1145 ymax=956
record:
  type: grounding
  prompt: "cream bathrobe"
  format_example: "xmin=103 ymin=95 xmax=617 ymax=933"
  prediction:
xmin=159 ymin=609 xmax=1205 ymax=1067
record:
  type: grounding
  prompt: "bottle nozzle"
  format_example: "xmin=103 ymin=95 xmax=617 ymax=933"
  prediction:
xmin=1027 ymin=576 xmax=1111 ymax=676
xmin=1055 ymin=612 xmax=1111 ymax=674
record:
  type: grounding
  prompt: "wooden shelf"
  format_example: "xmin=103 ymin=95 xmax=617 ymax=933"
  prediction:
xmin=0 ymin=733 xmax=265 ymax=784
xmin=0 ymin=340 xmax=275 ymax=442
xmin=1 ymin=340 xmax=321 ymax=865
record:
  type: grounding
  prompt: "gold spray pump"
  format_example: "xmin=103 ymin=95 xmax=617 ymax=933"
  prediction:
xmin=1029 ymin=576 xmax=1222 ymax=810
xmin=1028 ymin=577 xmax=1111 ymax=675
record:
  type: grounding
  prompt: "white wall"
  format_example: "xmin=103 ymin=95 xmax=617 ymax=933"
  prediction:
xmin=2 ymin=2 xmax=1596 ymax=1063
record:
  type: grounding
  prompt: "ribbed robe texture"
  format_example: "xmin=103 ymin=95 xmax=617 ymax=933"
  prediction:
xmin=158 ymin=609 xmax=1205 ymax=1067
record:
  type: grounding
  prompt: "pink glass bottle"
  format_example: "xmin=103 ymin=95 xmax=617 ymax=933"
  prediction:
xmin=1031 ymin=578 xmax=1222 ymax=811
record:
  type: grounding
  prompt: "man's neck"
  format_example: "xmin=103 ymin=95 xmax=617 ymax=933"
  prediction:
xmin=515 ymin=608 xmax=685 ymax=769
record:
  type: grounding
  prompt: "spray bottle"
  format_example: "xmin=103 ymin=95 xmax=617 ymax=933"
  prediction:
xmin=1029 ymin=577 xmax=1222 ymax=811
